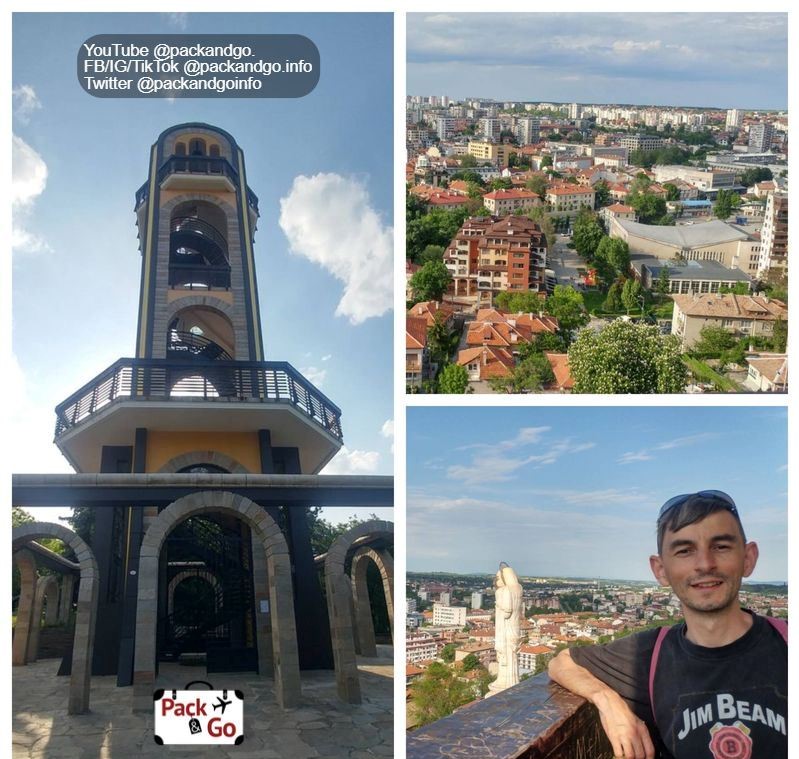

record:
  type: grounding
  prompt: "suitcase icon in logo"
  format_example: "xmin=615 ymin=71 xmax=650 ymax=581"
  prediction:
xmin=153 ymin=680 xmax=244 ymax=745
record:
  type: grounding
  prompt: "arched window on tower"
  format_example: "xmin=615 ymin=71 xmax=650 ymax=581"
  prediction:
xmin=189 ymin=139 xmax=206 ymax=156
xmin=175 ymin=142 xmax=187 ymax=157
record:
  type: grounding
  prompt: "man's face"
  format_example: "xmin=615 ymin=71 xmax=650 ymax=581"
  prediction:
xmin=649 ymin=510 xmax=758 ymax=614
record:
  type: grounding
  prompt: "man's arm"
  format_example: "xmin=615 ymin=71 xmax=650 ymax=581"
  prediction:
xmin=548 ymin=649 xmax=654 ymax=759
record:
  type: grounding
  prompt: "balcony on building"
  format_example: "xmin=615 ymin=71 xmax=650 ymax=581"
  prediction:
xmin=53 ymin=357 xmax=343 ymax=475
xmin=407 ymin=672 xmax=615 ymax=759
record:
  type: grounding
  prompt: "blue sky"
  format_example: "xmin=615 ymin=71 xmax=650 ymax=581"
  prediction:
xmin=407 ymin=406 xmax=787 ymax=582
xmin=408 ymin=13 xmax=788 ymax=110
xmin=11 ymin=13 xmax=394 ymax=525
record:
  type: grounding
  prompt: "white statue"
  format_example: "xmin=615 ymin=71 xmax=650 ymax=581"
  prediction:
xmin=487 ymin=562 xmax=523 ymax=697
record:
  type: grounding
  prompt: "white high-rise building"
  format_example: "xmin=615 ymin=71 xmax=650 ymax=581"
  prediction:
xmin=471 ymin=592 xmax=483 ymax=610
xmin=726 ymin=109 xmax=744 ymax=132
xmin=432 ymin=603 xmax=467 ymax=627
xmin=515 ymin=116 xmax=540 ymax=145
xmin=568 ymin=102 xmax=581 ymax=120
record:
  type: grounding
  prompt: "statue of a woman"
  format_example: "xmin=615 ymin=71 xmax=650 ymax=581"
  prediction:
xmin=488 ymin=562 xmax=523 ymax=696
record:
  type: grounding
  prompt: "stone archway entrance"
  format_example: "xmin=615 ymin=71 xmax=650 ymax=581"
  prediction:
xmin=12 ymin=522 xmax=99 ymax=715
xmin=132 ymin=490 xmax=301 ymax=710
xmin=324 ymin=519 xmax=394 ymax=704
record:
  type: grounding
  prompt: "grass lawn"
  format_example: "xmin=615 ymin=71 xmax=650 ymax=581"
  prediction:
xmin=683 ymin=356 xmax=741 ymax=392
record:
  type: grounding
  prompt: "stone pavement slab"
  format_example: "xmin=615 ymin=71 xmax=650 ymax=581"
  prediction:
xmin=13 ymin=650 xmax=393 ymax=759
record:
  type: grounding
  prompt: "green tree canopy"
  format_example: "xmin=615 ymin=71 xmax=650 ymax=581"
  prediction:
xmin=628 ymin=190 xmax=667 ymax=225
xmin=621 ymin=278 xmax=644 ymax=314
xmin=690 ymin=325 xmax=738 ymax=358
xmin=489 ymin=178 xmax=513 ymax=191
xmin=713 ymin=189 xmax=741 ymax=220
xmin=663 ymin=183 xmax=681 ymax=202
xmin=544 ymin=285 xmax=590 ymax=340
xmin=568 ymin=320 xmax=687 ymax=393
xmin=427 ymin=312 xmax=455 ymax=367
xmin=488 ymin=352 xmax=555 ymax=394
xmin=572 ymin=209 xmax=604 ymax=260
xmin=440 ymin=643 xmax=457 ymax=663
xmin=406 ymin=206 xmax=470 ymax=262
xmin=595 ymin=236 xmax=630 ymax=277
xmin=460 ymin=154 xmax=478 ymax=168
xmin=525 ymin=175 xmax=549 ymax=198
xmin=494 ymin=290 xmax=543 ymax=313
xmin=540 ymin=155 xmax=553 ymax=169
xmin=410 ymin=260 xmax=452 ymax=302
xmin=437 ymin=363 xmax=470 ymax=394
xmin=594 ymin=180 xmax=611 ymax=208
xmin=418 ymin=244 xmax=445 ymax=266
xmin=410 ymin=662 xmax=475 ymax=727
xmin=740 ymin=167 xmax=773 ymax=187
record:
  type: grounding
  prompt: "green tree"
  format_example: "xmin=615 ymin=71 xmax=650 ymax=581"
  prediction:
xmin=494 ymin=290 xmax=543 ymax=313
xmin=772 ymin=317 xmax=787 ymax=353
xmin=572 ymin=208 xmax=604 ymax=260
xmin=566 ymin=176 xmax=579 ymax=185
xmin=568 ymin=320 xmax=687 ymax=393
xmin=450 ymin=170 xmax=485 ymax=187
xmin=410 ymin=260 xmax=452 ymax=302
xmin=427 ymin=312 xmax=455 ymax=367
xmin=713 ymin=189 xmax=741 ymax=220
xmin=488 ymin=353 xmax=555 ymax=394
xmin=418 ymin=244 xmax=445 ymax=266
xmin=595 ymin=236 xmax=630 ymax=277
xmin=406 ymin=206 xmax=470 ymax=262
xmin=460 ymin=154 xmax=478 ymax=168
xmin=526 ymin=206 xmax=556 ymax=249
xmin=740 ymin=167 xmax=773 ymax=187
xmin=540 ymin=155 xmax=553 ymax=169
xmin=437 ymin=363 xmax=470 ymax=394
xmin=440 ymin=643 xmax=457 ymax=663
xmin=691 ymin=325 xmax=738 ymax=358
xmin=629 ymin=190 xmax=667 ymax=225
xmin=461 ymin=653 xmax=480 ymax=672
xmin=525 ymin=175 xmax=549 ymax=199
xmin=663 ymin=183 xmax=681 ymax=202
xmin=544 ymin=285 xmax=590 ymax=341
xmin=621 ymin=278 xmax=643 ymax=314
xmin=410 ymin=662 xmax=474 ymax=727
xmin=602 ymin=281 xmax=623 ymax=312
xmin=489 ymin=178 xmax=513 ymax=191
xmin=656 ymin=266 xmax=671 ymax=296
xmin=594 ymin=180 xmax=611 ymax=207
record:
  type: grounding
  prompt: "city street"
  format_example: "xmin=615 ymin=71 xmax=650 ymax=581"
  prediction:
xmin=548 ymin=234 xmax=585 ymax=289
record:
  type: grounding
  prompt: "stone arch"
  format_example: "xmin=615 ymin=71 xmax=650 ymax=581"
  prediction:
xmin=133 ymin=491 xmax=300 ymax=710
xmin=166 ymin=570 xmax=221 ymax=616
xmin=351 ymin=547 xmax=394 ymax=657
xmin=28 ymin=575 xmax=60 ymax=662
xmin=58 ymin=574 xmax=75 ymax=624
xmin=12 ymin=549 xmax=37 ymax=667
xmin=12 ymin=523 xmax=99 ymax=715
xmin=43 ymin=574 xmax=61 ymax=625
xmin=158 ymin=450 xmax=249 ymax=474
xmin=324 ymin=519 xmax=394 ymax=704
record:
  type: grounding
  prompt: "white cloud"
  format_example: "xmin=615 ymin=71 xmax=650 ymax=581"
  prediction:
xmin=618 ymin=451 xmax=655 ymax=465
xmin=381 ymin=419 xmax=394 ymax=453
xmin=279 ymin=173 xmax=393 ymax=324
xmin=612 ymin=39 xmax=662 ymax=53
xmin=12 ymin=85 xmax=42 ymax=123
xmin=301 ymin=366 xmax=327 ymax=387
xmin=12 ymin=135 xmax=50 ymax=254
xmin=321 ymin=354 xmax=332 ymax=362
xmin=322 ymin=446 xmax=380 ymax=475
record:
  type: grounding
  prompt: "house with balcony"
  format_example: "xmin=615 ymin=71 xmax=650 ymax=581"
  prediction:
xmin=546 ymin=185 xmax=596 ymax=216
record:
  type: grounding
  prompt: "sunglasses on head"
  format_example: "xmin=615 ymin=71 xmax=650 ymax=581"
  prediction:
xmin=657 ymin=490 xmax=738 ymax=521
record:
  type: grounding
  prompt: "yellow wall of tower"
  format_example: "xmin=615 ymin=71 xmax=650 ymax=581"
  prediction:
xmin=146 ymin=430 xmax=261 ymax=473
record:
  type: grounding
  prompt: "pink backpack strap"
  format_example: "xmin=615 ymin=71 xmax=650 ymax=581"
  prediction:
xmin=649 ymin=626 xmax=670 ymax=720
xmin=766 ymin=616 xmax=788 ymax=643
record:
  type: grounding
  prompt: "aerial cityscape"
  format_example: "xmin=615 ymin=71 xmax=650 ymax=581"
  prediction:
xmin=406 ymin=14 xmax=788 ymax=394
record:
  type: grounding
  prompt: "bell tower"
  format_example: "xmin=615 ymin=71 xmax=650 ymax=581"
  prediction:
xmin=134 ymin=124 xmax=263 ymax=364
xmin=53 ymin=123 xmax=344 ymax=682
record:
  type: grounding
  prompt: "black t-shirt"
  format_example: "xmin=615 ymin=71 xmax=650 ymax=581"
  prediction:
xmin=570 ymin=614 xmax=787 ymax=759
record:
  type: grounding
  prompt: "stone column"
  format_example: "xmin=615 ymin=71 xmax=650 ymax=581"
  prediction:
xmin=250 ymin=531 xmax=273 ymax=674
xmin=13 ymin=550 xmax=37 ymax=666
xmin=44 ymin=576 xmax=60 ymax=625
xmin=28 ymin=576 xmax=54 ymax=662
xmin=58 ymin=574 xmax=74 ymax=624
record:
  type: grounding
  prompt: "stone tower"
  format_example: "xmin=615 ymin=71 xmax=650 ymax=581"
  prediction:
xmin=52 ymin=123 xmax=344 ymax=685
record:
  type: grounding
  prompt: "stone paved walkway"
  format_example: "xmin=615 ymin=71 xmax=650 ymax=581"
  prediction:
xmin=12 ymin=649 xmax=393 ymax=759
